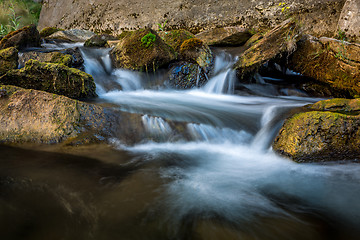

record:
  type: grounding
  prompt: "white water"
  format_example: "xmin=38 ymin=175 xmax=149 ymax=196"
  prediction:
xmin=78 ymin=46 xmax=360 ymax=236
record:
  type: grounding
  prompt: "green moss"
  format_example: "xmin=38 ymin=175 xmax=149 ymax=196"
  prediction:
xmin=162 ymin=29 xmax=194 ymax=52
xmin=0 ymin=47 xmax=18 ymax=75
xmin=49 ymin=52 xmax=72 ymax=67
xmin=179 ymin=38 xmax=203 ymax=54
xmin=39 ymin=27 xmax=63 ymax=38
xmin=141 ymin=32 xmax=156 ymax=48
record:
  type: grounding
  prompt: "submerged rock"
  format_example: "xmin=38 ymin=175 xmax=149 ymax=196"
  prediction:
xmin=0 ymin=85 xmax=145 ymax=144
xmin=110 ymin=29 xmax=176 ymax=71
xmin=0 ymin=60 xmax=96 ymax=99
xmin=168 ymin=61 xmax=208 ymax=89
xmin=0 ymin=25 xmax=41 ymax=50
xmin=287 ymin=35 xmax=360 ymax=98
xmin=273 ymin=98 xmax=360 ymax=162
xmin=0 ymin=47 xmax=18 ymax=76
xmin=196 ymin=27 xmax=252 ymax=46
xmin=47 ymin=29 xmax=96 ymax=42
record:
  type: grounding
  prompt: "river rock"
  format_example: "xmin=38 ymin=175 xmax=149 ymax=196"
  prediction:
xmin=0 ymin=85 xmax=145 ymax=144
xmin=84 ymin=34 xmax=118 ymax=47
xmin=38 ymin=0 xmax=345 ymax=39
xmin=39 ymin=27 xmax=64 ymax=38
xmin=179 ymin=38 xmax=214 ymax=74
xmin=337 ymin=0 xmax=360 ymax=43
xmin=0 ymin=59 xmax=96 ymax=99
xmin=287 ymin=35 xmax=360 ymax=98
xmin=160 ymin=29 xmax=194 ymax=52
xmin=0 ymin=47 xmax=18 ymax=76
xmin=235 ymin=19 xmax=300 ymax=79
xmin=0 ymin=25 xmax=41 ymax=50
xmin=195 ymin=27 xmax=252 ymax=46
xmin=18 ymin=51 xmax=73 ymax=68
xmin=110 ymin=29 xmax=176 ymax=71
xmin=47 ymin=29 xmax=96 ymax=42
xmin=167 ymin=61 xmax=208 ymax=89
xmin=273 ymin=98 xmax=360 ymax=162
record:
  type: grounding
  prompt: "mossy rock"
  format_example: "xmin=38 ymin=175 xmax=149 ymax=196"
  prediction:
xmin=110 ymin=29 xmax=176 ymax=71
xmin=235 ymin=19 xmax=300 ymax=79
xmin=167 ymin=61 xmax=208 ymax=89
xmin=39 ymin=27 xmax=64 ymax=38
xmin=195 ymin=26 xmax=252 ymax=46
xmin=160 ymin=29 xmax=194 ymax=52
xmin=0 ymin=85 xmax=147 ymax=145
xmin=84 ymin=34 xmax=117 ymax=47
xmin=273 ymin=98 xmax=360 ymax=162
xmin=286 ymin=35 xmax=360 ymax=98
xmin=179 ymin=38 xmax=214 ymax=74
xmin=18 ymin=51 xmax=80 ymax=69
xmin=0 ymin=47 xmax=18 ymax=76
xmin=0 ymin=59 xmax=96 ymax=99
xmin=0 ymin=25 xmax=41 ymax=50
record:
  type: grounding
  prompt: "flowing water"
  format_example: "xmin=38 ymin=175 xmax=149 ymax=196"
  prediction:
xmin=1 ymin=45 xmax=360 ymax=240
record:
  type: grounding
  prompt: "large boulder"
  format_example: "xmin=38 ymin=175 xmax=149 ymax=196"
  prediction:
xmin=38 ymin=0 xmax=345 ymax=39
xmin=110 ymin=29 xmax=176 ymax=71
xmin=337 ymin=0 xmax=360 ymax=43
xmin=195 ymin=27 xmax=252 ymax=46
xmin=273 ymin=98 xmax=360 ymax=162
xmin=47 ymin=29 xmax=96 ymax=42
xmin=0 ymin=25 xmax=41 ymax=50
xmin=287 ymin=35 xmax=360 ymax=98
xmin=0 ymin=85 xmax=145 ymax=144
xmin=0 ymin=60 xmax=96 ymax=99
xmin=0 ymin=47 xmax=18 ymax=76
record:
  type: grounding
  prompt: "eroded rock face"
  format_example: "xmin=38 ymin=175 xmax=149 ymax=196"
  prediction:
xmin=110 ymin=29 xmax=176 ymax=71
xmin=287 ymin=35 xmax=360 ymax=97
xmin=0 ymin=60 xmax=96 ymax=99
xmin=0 ymin=47 xmax=18 ymax=76
xmin=38 ymin=0 xmax=345 ymax=40
xmin=0 ymin=25 xmax=41 ymax=50
xmin=337 ymin=0 xmax=360 ymax=43
xmin=0 ymin=85 xmax=145 ymax=144
xmin=273 ymin=98 xmax=360 ymax=162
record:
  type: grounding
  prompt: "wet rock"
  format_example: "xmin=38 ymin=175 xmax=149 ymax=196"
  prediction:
xmin=0 ymin=59 xmax=96 ymax=99
xmin=160 ymin=29 xmax=195 ymax=52
xmin=167 ymin=61 xmax=208 ymax=89
xmin=47 ymin=29 xmax=96 ymax=42
xmin=0 ymin=85 xmax=145 ymax=144
xmin=286 ymin=35 xmax=360 ymax=97
xmin=110 ymin=29 xmax=176 ymax=71
xmin=273 ymin=98 xmax=360 ymax=162
xmin=235 ymin=19 xmax=300 ymax=80
xmin=337 ymin=0 xmax=360 ymax=43
xmin=19 ymin=51 xmax=73 ymax=68
xmin=195 ymin=27 xmax=252 ymax=46
xmin=179 ymin=38 xmax=214 ymax=74
xmin=39 ymin=27 xmax=64 ymax=38
xmin=84 ymin=34 xmax=118 ymax=47
xmin=0 ymin=25 xmax=41 ymax=50
xmin=0 ymin=47 xmax=18 ymax=76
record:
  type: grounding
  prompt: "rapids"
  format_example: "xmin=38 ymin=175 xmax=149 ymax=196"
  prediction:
xmin=1 ymin=44 xmax=360 ymax=240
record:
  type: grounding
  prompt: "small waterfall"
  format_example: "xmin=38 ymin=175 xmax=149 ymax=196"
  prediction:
xmin=112 ymin=69 xmax=143 ymax=91
xmin=142 ymin=115 xmax=173 ymax=141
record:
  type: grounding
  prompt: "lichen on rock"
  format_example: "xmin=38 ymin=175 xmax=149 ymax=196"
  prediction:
xmin=0 ymin=47 xmax=18 ymax=76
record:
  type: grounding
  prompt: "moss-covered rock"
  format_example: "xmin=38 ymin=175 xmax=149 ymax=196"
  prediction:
xmin=160 ymin=29 xmax=194 ymax=52
xmin=167 ymin=61 xmax=208 ymax=89
xmin=0 ymin=47 xmax=18 ymax=76
xmin=235 ymin=19 xmax=300 ymax=79
xmin=195 ymin=27 xmax=252 ymax=46
xmin=39 ymin=27 xmax=64 ymax=38
xmin=179 ymin=38 xmax=214 ymax=74
xmin=19 ymin=51 xmax=73 ymax=68
xmin=84 ymin=34 xmax=117 ymax=47
xmin=0 ymin=25 xmax=41 ymax=50
xmin=110 ymin=29 xmax=176 ymax=71
xmin=0 ymin=60 xmax=96 ymax=99
xmin=0 ymin=85 xmax=146 ymax=144
xmin=286 ymin=35 xmax=360 ymax=98
xmin=273 ymin=98 xmax=360 ymax=162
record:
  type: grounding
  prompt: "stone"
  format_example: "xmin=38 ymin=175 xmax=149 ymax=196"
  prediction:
xmin=0 ymin=59 xmax=96 ymax=99
xmin=84 ymin=34 xmax=118 ymax=47
xmin=0 ymin=85 xmax=145 ymax=144
xmin=0 ymin=47 xmax=18 ymax=76
xmin=160 ymin=29 xmax=194 ymax=52
xmin=286 ymin=35 xmax=360 ymax=98
xmin=167 ymin=61 xmax=208 ymax=89
xmin=18 ymin=51 xmax=73 ymax=68
xmin=195 ymin=27 xmax=252 ymax=46
xmin=337 ymin=0 xmax=360 ymax=43
xmin=0 ymin=25 xmax=41 ymax=50
xmin=110 ymin=29 xmax=176 ymax=71
xmin=39 ymin=27 xmax=64 ymax=38
xmin=47 ymin=29 xmax=96 ymax=42
xmin=273 ymin=98 xmax=360 ymax=162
